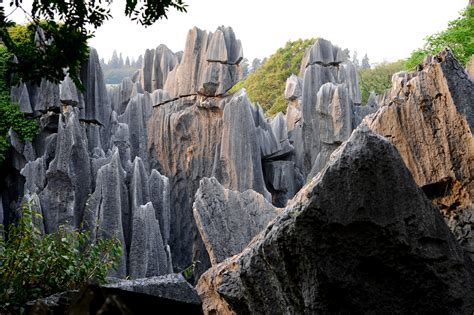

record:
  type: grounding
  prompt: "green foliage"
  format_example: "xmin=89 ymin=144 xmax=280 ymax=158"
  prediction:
xmin=0 ymin=0 xmax=187 ymax=88
xmin=358 ymin=60 xmax=406 ymax=104
xmin=0 ymin=45 xmax=38 ymax=165
xmin=231 ymin=38 xmax=315 ymax=116
xmin=0 ymin=203 xmax=122 ymax=313
xmin=405 ymin=5 xmax=474 ymax=69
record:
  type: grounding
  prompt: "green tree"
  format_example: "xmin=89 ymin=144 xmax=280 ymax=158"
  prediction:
xmin=231 ymin=38 xmax=315 ymax=116
xmin=405 ymin=5 xmax=473 ymax=69
xmin=358 ymin=60 xmax=406 ymax=104
xmin=0 ymin=203 xmax=122 ymax=313
xmin=0 ymin=0 xmax=187 ymax=89
xmin=0 ymin=45 xmax=38 ymax=165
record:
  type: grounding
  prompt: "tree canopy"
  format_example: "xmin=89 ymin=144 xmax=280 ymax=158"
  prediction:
xmin=0 ymin=0 xmax=187 ymax=89
xmin=405 ymin=4 xmax=473 ymax=69
xmin=231 ymin=38 xmax=315 ymax=117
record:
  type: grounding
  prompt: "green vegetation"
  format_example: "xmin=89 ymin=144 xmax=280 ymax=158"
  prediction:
xmin=231 ymin=38 xmax=315 ymax=116
xmin=358 ymin=60 xmax=405 ymax=104
xmin=0 ymin=0 xmax=187 ymax=88
xmin=103 ymin=67 xmax=139 ymax=84
xmin=0 ymin=45 xmax=38 ymax=165
xmin=405 ymin=5 xmax=473 ymax=69
xmin=0 ymin=203 xmax=122 ymax=313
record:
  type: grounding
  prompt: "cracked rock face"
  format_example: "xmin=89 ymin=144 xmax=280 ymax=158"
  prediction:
xmin=365 ymin=49 xmax=474 ymax=258
xmin=193 ymin=177 xmax=281 ymax=265
xmin=163 ymin=26 xmax=242 ymax=99
xmin=197 ymin=126 xmax=474 ymax=314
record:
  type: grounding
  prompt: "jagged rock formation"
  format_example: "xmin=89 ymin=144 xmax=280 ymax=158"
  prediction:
xmin=197 ymin=126 xmax=474 ymax=314
xmin=286 ymin=38 xmax=376 ymax=180
xmin=2 ymin=48 xmax=172 ymax=279
xmin=163 ymin=26 xmax=243 ymax=99
xmin=193 ymin=177 xmax=281 ymax=265
xmin=365 ymin=49 xmax=474 ymax=258
xmin=141 ymin=44 xmax=181 ymax=93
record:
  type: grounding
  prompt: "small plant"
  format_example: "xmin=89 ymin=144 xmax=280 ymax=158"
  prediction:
xmin=0 ymin=203 xmax=122 ymax=313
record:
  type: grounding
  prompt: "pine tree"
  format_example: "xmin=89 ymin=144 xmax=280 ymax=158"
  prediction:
xmin=361 ymin=54 xmax=371 ymax=69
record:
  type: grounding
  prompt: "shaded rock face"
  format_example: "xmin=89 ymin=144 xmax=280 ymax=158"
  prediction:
xmin=141 ymin=44 xmax=180 ymax=93
xmin=3 ymin=47 xmax=172 ymax=280
xmin=163 ymin=26 xmax=242 ymax=99
xmin=197 ymin=126 xmax=474 ymax=314
xmin=193 ymin=177 xmax=281 ymax=265
xmin=365 ymin=49 xmax=474 ymax=258
xmin=147 ymin=88 xmax=302 ymax=276
xmin=286 ymin=38 xmax=376 ymax=180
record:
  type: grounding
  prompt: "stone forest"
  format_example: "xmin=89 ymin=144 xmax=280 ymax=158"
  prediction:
xmin=0 ymin=6 xmax=474 ymax=314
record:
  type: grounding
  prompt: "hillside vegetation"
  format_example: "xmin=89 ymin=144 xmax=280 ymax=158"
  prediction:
xmin=231 ymin=38 xmax=314 ymax=116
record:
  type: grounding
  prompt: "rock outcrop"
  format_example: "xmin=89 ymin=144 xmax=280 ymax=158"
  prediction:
xmin=197 ymin=126 xmax=474 ymax=314
xmin=193 ymin=177 xmax=281 ymax=265
xmin=141 ymin=44 xmax=180 ymax=93
xmin=163 ymin=26 xmax=242 ymax=99
xmin=365 ymin=49 xmax=474 ymax=258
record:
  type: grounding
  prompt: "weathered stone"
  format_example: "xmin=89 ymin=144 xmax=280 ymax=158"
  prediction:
xmin=194 ymin=177 xmax=280 ymax=265
xmin=20 ymin=157 xmax=46 ymax=194
xmin=129 ymin=202 xmax=169 ymax=278
xmin=150 ymin=45 xmax=180 ymax=92
xmin=18 ymin=83 xmax=33 ymax=114
xmin=365 ymin=49 xmax=474 ymax=257
xmin=59 ymin=74 xmax=80 ymax=106
xmin=148 ymin=169 xmax=171 ymax=245
xmin=39 ymin=108 xmax=91 ymax=232
xmin=263 ymin=160 xmax=303 ymax=207
xmin=284 ymin=74 xmax=302 ymax=101
xmin=215 ymin=91 xmax=270 ymax=200
xmin=163 ymin=26 xmax=242 ymax=98
xmin=34 ymin=79 xmax=61 ymax=112
xmin=197 ymin=126 xmax=474 ymax=314
xmin=84 ymin=148 xmax=128 ymax=278
xmin=105 ymin=273 xmax=201 ymax=305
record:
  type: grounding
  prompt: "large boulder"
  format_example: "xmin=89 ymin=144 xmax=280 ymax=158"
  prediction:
xmin=197 ymin=126 xmax=474 ymax=314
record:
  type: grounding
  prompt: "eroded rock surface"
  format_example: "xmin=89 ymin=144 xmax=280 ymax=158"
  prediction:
xmin=197 ymin=126 xmax=474 ymax=314
xmin=365 ymin=49 xmax=474 ymax=257
xmin=193 ymin=177 xmax=280 ymax=265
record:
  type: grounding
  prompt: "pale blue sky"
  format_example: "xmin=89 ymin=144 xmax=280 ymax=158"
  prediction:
xmin=7 ymin=0 xmax=469 ymax=64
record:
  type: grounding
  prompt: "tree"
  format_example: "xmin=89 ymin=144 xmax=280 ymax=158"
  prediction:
xmin=231 ymin=38 xmax=315 ymax=116
xmin=352 ymin=51 xmax=360 ymax=68
xmin=251 ymin=58 xmax=262 ymax=73
xmin=125 ymin=56 xmax=130 ymax=67
xmin=110 ymin=49 xmax=120 ymax=67
xmin=240 ymin=58 xmax=249 ymax=78
xmin=358 ymin=60 xmax=405 ymax=104
xmin=361 ymin=54 xmax=371 ymax=69
xmin=405 ymin=4 xmax=473 ymax=69
xmin=0 ymin=0 xmax=187 ymax=89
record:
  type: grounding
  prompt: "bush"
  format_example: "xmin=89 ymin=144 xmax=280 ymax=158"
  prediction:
xmin=358 ymin=60 xmax=406 ymax=104
xmin=230 ymin=38 xmax=315 ymax=116
xmin=0 ymin=203 xmax=122 ymax=313
xmin=0 ymin=45 xmax=38 ymax=165
xmin=405 ymin=5 xmax=473 ymax=69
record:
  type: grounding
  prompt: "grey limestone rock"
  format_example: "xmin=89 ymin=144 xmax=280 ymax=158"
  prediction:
xmin=263 ymin=160 xmax=303 ymax=207
xmin=193 ymin=177 xmax=280 ymax=265
xmin=105 ymin=273 xmax=201 ymax=305
xmin=198 ymin=126 xmax=474 ymax=314
xmin=129 ymin=202 xmax=169 ymax=278
xmin=84 ymin=149 xmax=129 ymax=278
xmin=59 ymin=74 xmax=80 ymax=106
xmin=148 ymin=169 xmax=171 ymax=245
xmin=18 ymin=83 xmax=33 ymax=114
xmin=39 ymin=108 xmax=91 ymax=231
xmin=284 ymin=74 xmax=302 ymax=101
xmin=21 ymin=157 xmax=46 ymax=194
xmin=34 ymin=79 xmax=61 ymax=112
xmin=365 ymin=49 xmax=474 ymax=258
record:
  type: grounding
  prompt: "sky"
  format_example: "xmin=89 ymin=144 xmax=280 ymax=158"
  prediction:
xmin=7 ymin=0 xmax=469 ymax=65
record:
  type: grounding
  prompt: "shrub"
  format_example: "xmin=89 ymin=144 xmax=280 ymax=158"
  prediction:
xmin=230 ymin=38 xmax=315 ymax=116
xmin=405 ymin=5 xmax=473 ymax=69
xmin=0 ymin=203 xmax=122 ymax=313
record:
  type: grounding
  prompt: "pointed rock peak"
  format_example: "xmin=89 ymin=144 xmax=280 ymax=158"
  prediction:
xmin=284 ymin=74 xmax=302 ymax=101
xmin=18 ymin=83 xmax=33 ymax=114
xmin=307 ymin=38 xmax=338 ymax=66
xmin=60 ymin=74 xmax=80 ymax=106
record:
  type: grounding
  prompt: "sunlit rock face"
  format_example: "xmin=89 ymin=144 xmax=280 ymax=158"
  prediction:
xmin=197 ymin=126 xmax=474 ymax=314
xmin=365 ymin=49 xmax=474 ymax=259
